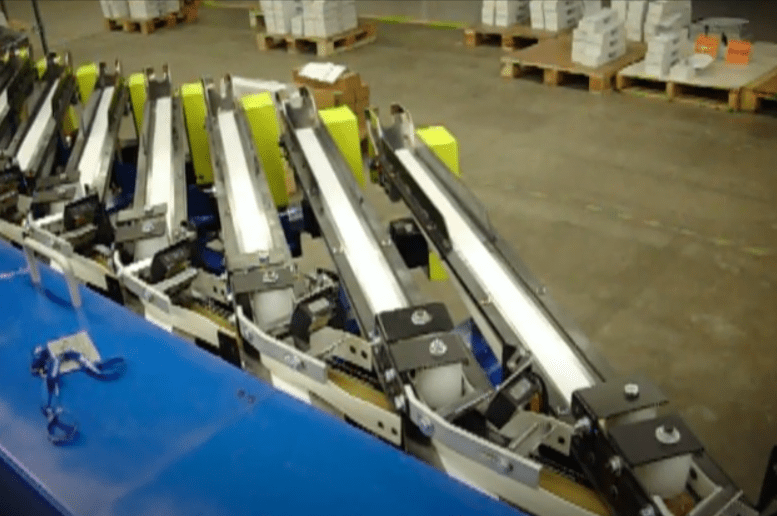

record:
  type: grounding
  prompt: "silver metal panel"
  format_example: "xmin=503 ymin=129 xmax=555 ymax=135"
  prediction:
xmin=295 ymin=127 xmax=408 ymax=315
xmin=395 ymin=149 xmax=595 ymax=402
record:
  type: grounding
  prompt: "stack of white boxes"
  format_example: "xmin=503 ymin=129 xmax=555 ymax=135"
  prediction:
xmin=126 ymin=0 xmax=180 ymax=20
xmin=529 ymin=1 xmax=582 ymax=31
xmin=571 ymin=8 xmax=626 ymax=67
xmin=610 ymin=0 xmax=628 ymax=23
xmin=99 ymin=0 xmax=130 ymax=19
xmin=625 ymin=0 xmax=648 ymax=41
xmin=643 ymin=0 xmax=691 ymax=42
xmin=581 ymin=0 xmax=602 ymax=17
xmin=303 ymin=0 xmax=357 ymax=38
xmin=260 ymin=0 xmax=299 ymax=35
xmin=644 ymin=30 xmax=683 ymax=76
xmin=529 ymin=0 xmax=544 ymax=29
xmin=481 ymin=1 xmax=529 ymax=27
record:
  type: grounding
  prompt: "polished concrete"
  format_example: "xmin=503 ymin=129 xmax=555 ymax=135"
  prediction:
xmin=9 ymin=1 xmax=777 ymax=502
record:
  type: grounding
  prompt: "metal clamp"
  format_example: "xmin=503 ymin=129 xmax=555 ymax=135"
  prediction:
xmin=22 ymin=235 xmax=81 ymax=308
xmin=404 ymin=386 xmax=541 ymax=487
xmin=237 ymin=307 xmax=327 ymax=383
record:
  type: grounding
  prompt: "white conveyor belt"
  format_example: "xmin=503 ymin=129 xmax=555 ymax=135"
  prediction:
xmin=147 ymin=97 xmax=175 ymax=235
xmin=296 ymin=127 xmax=408 ymax=315
xmin=135 ymin=97 xmax=175 ymax=260
xmin=78 ymin=86 xmax=115 ymax=192
xmin=16 ymin=79 xmax=59 ymax=172
xmin=218 ymin=110 xmax=273 ymax=254
xmin=395 ymin=149 xmax=595 ymax=401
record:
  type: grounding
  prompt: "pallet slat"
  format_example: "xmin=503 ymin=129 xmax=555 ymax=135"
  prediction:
xmin=616 ymin=73 xmax=741 ymax=111
xmin=500 ymin=35 xmax=646 ymax=92
xmin=464 ymin=23 xmax=570 ymax=50
xmin=104 ymin=0 xmax=200 ymax=35
xmin=741 ymin=66 xmax=777 ymax=112
xmin=256 ymin=21 xmax=376 ymax=57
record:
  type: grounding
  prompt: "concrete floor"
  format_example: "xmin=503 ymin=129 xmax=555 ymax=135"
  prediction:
xmin=11 ymin=1 xmax=777 ymax=502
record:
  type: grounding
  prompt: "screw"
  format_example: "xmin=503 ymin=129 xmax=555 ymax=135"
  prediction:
xmin=573 ymin=417 xmax=592 ymax=436
xmin=263 ymin=270 xmax=279 ymax=284
xmin=495 ymin=457 xmax=513 ymax=474
xmin=655 ymin=424 xmax=681 ymax=445
xmin=393 ymin=395 xmax=405 ymax=410
xmin=411 ymin=308 xmax=432 ymax=325
xmin=418 ymin=416 xmax=434 ymax=437
xmin=537 ymin=286 xmax=547 ymax=295
xmin=284 ymin=354 xmax=303 ymax=370
xmin=624 ymin=383 xmax=640 ymax=400
xmin=384 ymin=368 xmax=397 ymax=382
xmin=608 ymin=456 xmax=623 ymax=476
xmin=429 ymin=338 xmax=447 ymax=357
xmin=640 ymin=506 xmax=656 ymax=516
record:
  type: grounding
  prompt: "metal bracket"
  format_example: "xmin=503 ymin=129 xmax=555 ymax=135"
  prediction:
xmin=119 ymin=267 xmax=172 ymax=313
xmin=47 ymin=331 xmax=100 ymax=374
xmin=114 ymin=215 xmax=167 ymax=243
xmin=389 ymin=332 xmax=469 ymax=373
xmin=237 ymin=307 xmax=327 ymax=384
xmin=32 ymin=183 xmax=77 ymax=204
xmin=404 ymin=386 xmax=541 ymax=487
xmin=231 ymin=263 xmax=295 ymax=295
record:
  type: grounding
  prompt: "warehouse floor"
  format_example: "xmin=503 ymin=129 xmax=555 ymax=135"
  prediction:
xmin=11 ymin=1 xmax=777 ymax=501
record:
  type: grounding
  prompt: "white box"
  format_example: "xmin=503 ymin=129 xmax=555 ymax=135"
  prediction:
xmin=529 ymin=0 xmax=544 ymax=29
xmin=128 ymin=0 xmax=160 ymax=20
xmin=291 ymin=14 xmax=304 ymax=36
xmin=577 ymin=8 xmax=617 ymax=33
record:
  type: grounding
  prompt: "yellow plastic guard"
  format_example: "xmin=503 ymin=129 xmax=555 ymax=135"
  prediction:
xmin=181 ymin=83 xmax=213 ymax=185
xmin=76 ymin=63 xmax=98 ymax=103
xmin=128 ymin=73 xmax=147 ymax=137
xmin=417 ymin=125 xmax=460 ymax=281
xmin=319 ymin=105 xmax=364 ymax=188
xmin=36 ymin=56 xmax=79 ymax=133
xmin=241 ymin=93 xmax=288 ymax=207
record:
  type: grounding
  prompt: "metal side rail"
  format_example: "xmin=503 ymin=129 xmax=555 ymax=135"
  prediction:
xmin=368 ymin=105 xmax=755 ymax=516
xmin=34 ymin=61 xmax=127 ymax=211
xmin=116 ymin=66 xmax=188 ymax=260
xmin=0 ymin=51 xmax=35 ymax=150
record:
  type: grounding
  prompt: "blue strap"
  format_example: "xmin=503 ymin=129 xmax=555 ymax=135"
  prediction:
xmin=31 ymin=345 xmax=126 ymax=446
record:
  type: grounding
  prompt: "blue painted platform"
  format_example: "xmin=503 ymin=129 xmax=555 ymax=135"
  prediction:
xmin=0 ymin=240 xmax=525 ymax=516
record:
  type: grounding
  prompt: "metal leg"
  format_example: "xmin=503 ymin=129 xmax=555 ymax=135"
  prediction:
xmin=30 ymin=0 xmax=48 ymax=55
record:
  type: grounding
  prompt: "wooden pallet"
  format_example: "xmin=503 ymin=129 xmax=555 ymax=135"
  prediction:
xmin=104 ymin=0 xmax=200 ymax=35
xmin=256 ymin=21 xmax=376 ymax=57
xmin=464 ymin=23 xmax=570 ymax=50
xmin=616 ymin=73 xmax=743 ymax=111
xmin=741 ymin=66 xmax=777 ymax=112
xmin=500 ymin=35 xmax=647 ymax=92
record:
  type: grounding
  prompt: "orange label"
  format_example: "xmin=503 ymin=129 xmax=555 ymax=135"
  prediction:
xmin=695 ymin=34 xmax=720 ymax=59
xmin=726 ymin=40 xmax=752 ymax=65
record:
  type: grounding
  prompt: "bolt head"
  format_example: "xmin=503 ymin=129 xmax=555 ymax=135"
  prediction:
xmin=639 ymin=506 xmax=656 ymax=516
xmin=418 ymin=416 xmax=434 ymax=437
xmin=495 ymin=457 xmax=513 ymax=474
xmin=428 ymin=338 xmax=447 ymax=357
xmin=624 ymin=383 xmax=640 ymax=399
xmin=284 ymin=354 xmax=303 ymax=370
xmin=608 ymin=456 xmax=623 ymax=476
xmin=655 ymin=424 xmax=681 ymax=445
xmin=411 ymin=308 xmax=432 ymax=326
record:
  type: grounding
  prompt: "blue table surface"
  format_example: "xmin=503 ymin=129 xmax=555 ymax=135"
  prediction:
xmin=0 ymin=241 xmax=526 ymax=516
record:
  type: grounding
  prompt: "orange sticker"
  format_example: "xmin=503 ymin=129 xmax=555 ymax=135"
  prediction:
xmin=695 ymin=34 xmax=720 ymax=59
xmin=726 ymin=40 xmax=752 ymax=65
